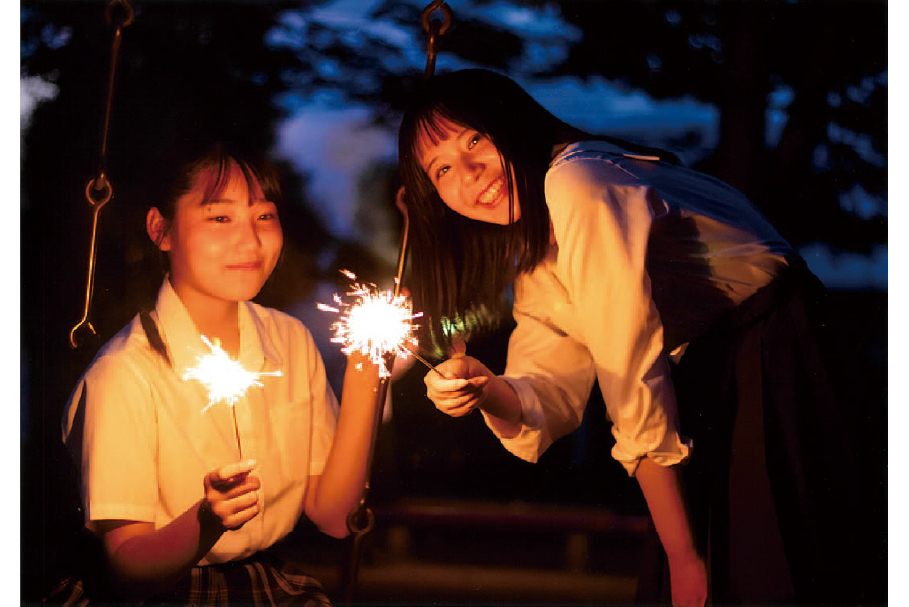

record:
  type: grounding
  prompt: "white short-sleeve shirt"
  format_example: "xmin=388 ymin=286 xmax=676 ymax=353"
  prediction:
xmin=62 ymin=279 xmax=339 ymax=564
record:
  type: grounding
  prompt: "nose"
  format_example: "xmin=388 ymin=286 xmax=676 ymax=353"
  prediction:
xmin=460 ymin=155 xmax=485 ymax=206
xmin=236 ymin=214 xmax=262 ymax=251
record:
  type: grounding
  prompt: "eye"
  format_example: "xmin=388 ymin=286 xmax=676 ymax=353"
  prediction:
xmin=467 ymin=134 xmax=481 ymax=149
xmin=207 ymin=215 xmax=231 ymax=223
xmin=435 ymin=165 xmax=450 ymax=181
xmin=257 ymin=202 xmax=279 ymax=221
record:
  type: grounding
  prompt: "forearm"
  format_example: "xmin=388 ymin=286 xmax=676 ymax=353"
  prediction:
xmin=635 ymin=457 xmax=698 ymax=560
xmin=307 ymin=352 xmax=384 ymax=537
xmin=104 ymin=502 xmax=223 ymax=600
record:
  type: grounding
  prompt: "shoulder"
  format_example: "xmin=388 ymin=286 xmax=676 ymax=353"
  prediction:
xmin=545 ymin=142 xmax=656 ymax=224
xmin=547 ymin=141 xmax=643 ymax=192
xmin=81 ymin=315 xmax=164 ymax=386
xmin=545 ymin=143 xmax=649 ymax=220
xmin=68 ymin=316 xmax=162 ymax=427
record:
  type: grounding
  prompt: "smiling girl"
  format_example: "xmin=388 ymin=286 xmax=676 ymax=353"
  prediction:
xmin=397 ymin=69 xmax=867 ymax=607
xmin=60 ymin=139 xmax=382 ymax=606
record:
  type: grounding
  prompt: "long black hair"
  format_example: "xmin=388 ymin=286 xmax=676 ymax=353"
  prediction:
xmin=398 ymin=69 xmax=675 ymax=356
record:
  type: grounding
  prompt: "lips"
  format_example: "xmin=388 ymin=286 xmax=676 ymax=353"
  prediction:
xmin=226 ymin=261 xmax=262 ymax=270
xmin=476 ymin=176 xmax=505 ymax=206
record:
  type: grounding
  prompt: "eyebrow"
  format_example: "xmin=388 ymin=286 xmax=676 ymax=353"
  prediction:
xmin=203 ymin=196 xmax=271 ymax=207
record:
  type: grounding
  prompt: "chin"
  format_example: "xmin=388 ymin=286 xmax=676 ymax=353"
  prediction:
xmin=222 ymin=282 xmax=268 ymax=303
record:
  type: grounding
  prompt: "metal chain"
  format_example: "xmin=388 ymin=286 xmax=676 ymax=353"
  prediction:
xmin=70 ymin=0 xmax=134 ymax=349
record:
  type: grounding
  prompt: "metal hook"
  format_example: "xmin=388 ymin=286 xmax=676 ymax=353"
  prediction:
xmin=69 ymin=0 xmax=133 ymax=348
xmin=421 ymin=0 xmax=453 ymax=80
xmin=70 ymin=176 xmax=114 ymax=348
xmin=392 ymin=187 xmax=410 ymax=299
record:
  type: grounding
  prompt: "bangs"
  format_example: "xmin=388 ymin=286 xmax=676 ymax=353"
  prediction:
xmin=412 ymin=107 xmax=462 ymax=157
xmin=192 ymin=153 xmax=281 ymax=207
xmin=194 ymin=156 xmax=234 ymax=204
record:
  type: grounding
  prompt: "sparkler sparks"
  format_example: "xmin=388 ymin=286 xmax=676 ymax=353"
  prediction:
xmin=183 ymin=335 xmax=282 ymax=412
xmin=318 ymin=270 xmax=430 ymax=378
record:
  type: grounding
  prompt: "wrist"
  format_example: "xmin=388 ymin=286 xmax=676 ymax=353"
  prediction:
xmin=197 ymin=498 xmax=227 ymax=537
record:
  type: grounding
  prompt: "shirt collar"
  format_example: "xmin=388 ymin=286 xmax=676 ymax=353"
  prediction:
xmin=237 ymin=298 xmax=284 ymax=373
xmin=153 ymin=278 xmax=284 ymax=374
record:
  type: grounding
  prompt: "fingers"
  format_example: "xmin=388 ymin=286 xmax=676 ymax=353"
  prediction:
xmin=425 ymin=370 xmax=488 ymax=392
xmin=434 ymin=393 xmax=482 ymax=417
xmin=204 ymin=460 xmax=262 ymax=531
xmin=449 ymin=338 xmax=467 ymax=358
xmin=427 ymin=376 xmax=470 ymax=391
xmin=217 ymin=492 xmax=260 ymax=530
xmin=209 ymin=459 xmax=257 ymax=489
xmin=425 ymin=373 xmax=488 ymax=418
xmin=395 ymin=185 xmax=408 ymax=215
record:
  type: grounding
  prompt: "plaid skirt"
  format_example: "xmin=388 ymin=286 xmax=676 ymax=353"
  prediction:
xmin=45 ymin=551 xmax=332 ymax=607
xmin=634 ymin=258 xmax=885 ymax=605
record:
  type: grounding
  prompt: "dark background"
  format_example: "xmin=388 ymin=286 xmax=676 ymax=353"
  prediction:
xmin=21 ymin=1 xmax=887 ymax=604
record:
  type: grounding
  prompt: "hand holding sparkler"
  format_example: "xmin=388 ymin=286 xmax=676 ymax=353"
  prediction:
xmin=424 ymin=354 xmax=492 ymax=418
xmin=201 ymin=459 xmax=260 ymax=532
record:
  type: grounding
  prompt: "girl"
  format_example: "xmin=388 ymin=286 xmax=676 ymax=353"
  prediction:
xmin=398 ymin=69 xmax=866 ymax=606
xmin=60 ymin=138 xmax=383 ymax=605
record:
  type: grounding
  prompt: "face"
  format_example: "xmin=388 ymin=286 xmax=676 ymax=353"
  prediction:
xmin=152 ymin=161 xmax=283 ymax=310
xmin=416 ymin=117 xmax=520 ymax=225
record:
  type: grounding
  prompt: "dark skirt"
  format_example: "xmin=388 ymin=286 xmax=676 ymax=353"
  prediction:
xmin=635 ymin=258 xmax=885 ymax=606
xmin=45 ymin=550 xmax=332 ymax=607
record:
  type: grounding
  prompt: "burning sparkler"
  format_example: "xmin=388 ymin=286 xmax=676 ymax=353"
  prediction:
xmin=183 ymin=335 xmax=282 ymax=412
xmin=318 ymin=270 xmax=440 ymax=378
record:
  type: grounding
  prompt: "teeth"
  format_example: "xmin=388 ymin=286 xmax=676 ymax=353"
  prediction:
xmin=478 ymin=178 xmax=503 ymax=205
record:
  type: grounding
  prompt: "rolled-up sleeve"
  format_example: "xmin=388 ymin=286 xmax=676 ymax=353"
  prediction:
xmin=491 ymin=156 xmax=691 ymax=475
xmin=482 ymin=304 xmax=597 ymax=463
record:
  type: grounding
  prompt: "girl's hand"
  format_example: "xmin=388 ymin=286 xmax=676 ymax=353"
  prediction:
xmin=202 ymin=459 xmax=261 ymax=532
xmin=668 ymin=552 xmax=708 ymax=607
xmin=424 ymin=355 xmax=492 ymax=417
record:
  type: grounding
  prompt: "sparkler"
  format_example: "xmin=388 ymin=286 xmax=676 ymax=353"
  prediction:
xmin=183 ymin=335 xmax=282 ymax=413
xmin=318 ymin=270 xmax=441 ymax=378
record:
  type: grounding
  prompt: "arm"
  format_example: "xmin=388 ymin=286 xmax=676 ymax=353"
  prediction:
xmin=424 ymin=354 xmax=523 ymax=437
xmin=636 ymin=458 xmax=708 ymax=607
xmin=547 ymin=157 xmax=700 ymax=604
xmin=545 ymin=157 xmax=691 ymax=473
xmin=304 ymin=351 xmax=384 ymax=538
xmin=96 ymin=460 xmax=261 ymax=601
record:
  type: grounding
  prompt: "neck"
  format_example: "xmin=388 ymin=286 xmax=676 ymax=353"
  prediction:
xmin=171 ymin=284 xmax=241 ymax=358
xmin=194 ymin=304 xmax=241 ymax=357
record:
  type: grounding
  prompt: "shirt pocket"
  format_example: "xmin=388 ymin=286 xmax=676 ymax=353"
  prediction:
xmin=269 ymin=394 xmax=311 ymax=480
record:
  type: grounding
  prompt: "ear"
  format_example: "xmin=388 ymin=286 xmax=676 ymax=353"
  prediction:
xmin=146 ymin=207 xmax=172 ymax=251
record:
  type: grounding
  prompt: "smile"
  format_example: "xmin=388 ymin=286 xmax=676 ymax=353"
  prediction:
xmin=477 ymin=176 xmax=505 ymax=206
xmin=227 ymin=262 xmax=262 ymax=270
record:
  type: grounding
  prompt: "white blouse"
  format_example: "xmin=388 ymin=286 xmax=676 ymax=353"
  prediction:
xmin=62 ymin=279 xmax=339 ymax=564
xmin=482 ymin=141 xmax=791 ymax=475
